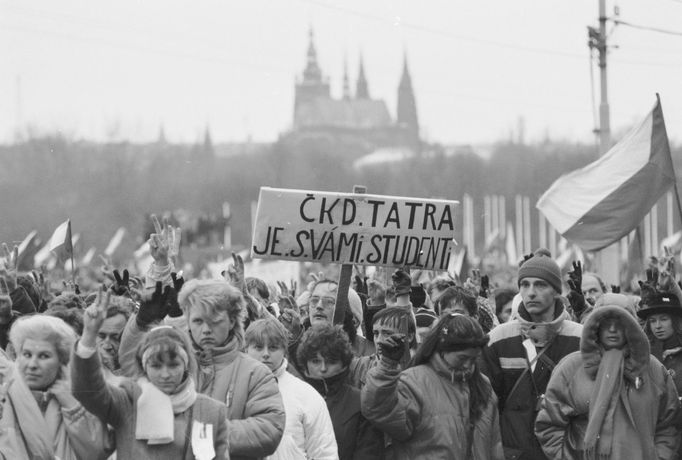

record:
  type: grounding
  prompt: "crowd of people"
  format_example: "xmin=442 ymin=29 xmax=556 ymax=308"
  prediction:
xmin=1 ymin=216 xmax=682 ymax=459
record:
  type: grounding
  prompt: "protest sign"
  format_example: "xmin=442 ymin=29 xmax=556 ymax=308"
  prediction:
xmin=251 ymin=187 xmax=458 ymax=270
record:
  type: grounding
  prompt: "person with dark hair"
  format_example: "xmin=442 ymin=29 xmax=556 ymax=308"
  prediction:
xmin=637 ymin=292 xmax=682 ymax=395
xmin=535 ymin=305 xmax=680 ymax=459
xmin=73 ymin=291 xmax=230 ymax=459
xmin=481 ymin=254 xmax=582 ymax=460
xmin=493 ymin=288 xmax=517 ymax=324
xmin=96 ymin=296 xmax=134 ymax=377
xmin=436 ymin=286 xmax=477 ymax=316
xmin=297 ymin=324 xmax=384 ymax=460
xmin=361 ymin=313 xmax=503 ymax=459
xmin=44 ymin=305 xmax=84 ymax=336
xmin=348 ymin=307 xmax=416 ymax=389
xmin=245 ymin=318 xmax=338 ymax=460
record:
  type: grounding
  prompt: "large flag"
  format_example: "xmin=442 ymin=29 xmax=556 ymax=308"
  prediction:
xmin=537 ymin=95 xmax=676 ymax=251
xmin=48 ymin=219 xmax=73 ymax=260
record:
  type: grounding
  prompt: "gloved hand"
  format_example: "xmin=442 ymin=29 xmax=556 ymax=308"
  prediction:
xmin=479 ymin=274 xmax=490 ymax=298
xmin=111 ymin=269 xmax=130 ymax=296
xmin=378 ymin=333 xmax=407 ymax=362
xmin=639 ymin=267 xmax=659 ymax=305
xmin=279 ymin=308 xmax=303 ymax=342
xmin=391 ymin=269 xmax=411 ymax=297
xmin=568 ymin=261 xmax=582 ymax=293
xmin=166 ymin=272 xmax=185 ymax=318
xmin=137 ymin=281 xmax=171 ymax=327
xmin=611 ymin=284 xmax=621 ymax=294
xmin=0 ymin=278 xmax=12 ymax=325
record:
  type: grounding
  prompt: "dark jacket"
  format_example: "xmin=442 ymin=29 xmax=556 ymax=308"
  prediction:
xmin=480 ymin=300 xmax=582 ymax=460
xmin=305 ymin=368 xmax=384 ymax=460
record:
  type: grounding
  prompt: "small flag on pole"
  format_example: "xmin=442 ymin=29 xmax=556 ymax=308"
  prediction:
xmin=537 ymin=95 xmax=676 ymax=252
xmin=48 ymin=219 xmax=73 ymax=260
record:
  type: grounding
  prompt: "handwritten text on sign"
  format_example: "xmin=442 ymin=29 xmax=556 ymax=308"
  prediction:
xmin=251 ymin=188 xmax=458 ymax=270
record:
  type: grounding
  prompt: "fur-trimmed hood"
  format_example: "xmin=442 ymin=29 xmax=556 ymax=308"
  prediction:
xmin=581 ymin=305 xmax=650 ymax=382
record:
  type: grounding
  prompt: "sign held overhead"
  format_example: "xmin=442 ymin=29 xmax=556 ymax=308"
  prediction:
xmin=251 ymin=187 xmax=458 ymax=270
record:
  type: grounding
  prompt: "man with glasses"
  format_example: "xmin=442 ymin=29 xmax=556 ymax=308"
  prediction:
xmin=308 ymin=279 xmax=375 ymax=359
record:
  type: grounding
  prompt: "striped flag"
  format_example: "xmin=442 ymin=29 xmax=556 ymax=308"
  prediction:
xmin=537 ymin=95 xmax=676 ymax=252
xmin=48 ymin=219 xmax=73 ymax=260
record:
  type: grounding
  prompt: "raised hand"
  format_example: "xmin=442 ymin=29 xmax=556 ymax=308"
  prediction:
xmin=611 ymin=284 xmax=621 ymax=294
xmin=391 ymin=269 xmax=411 ymax=297
xmin=149 ymin=214 xmax=181 ymax=265
xmin=658 ymin=246 xmax=677 ymax=291
xmin=0 ymin=278 xmax=12 ymax=324
xmin=137 ymin=281 xmax=171 ymax=327
xmin=225 ymin=252 xmax=246 ymax=293
xmin=82 ymin=286 xmax=111 ymax=347
xmin=306 ymin=271 xmax=326 ymax=292
xmin=377 ymin=332 xmax=408 ymax=362
xmin=111 ymin=269 xmax=130 ymax=296
xmin=568 ymin=261 xmax=583 ymax=293
xmin=1 ymin=244 xmax=18 ymax=272
xmin=639 ymin=267 xmax=660 ymax=304
xmin=167 ymin=272 xmax=185 ymax=318
xmin=62 ymin=280 xmax=80 ymax=296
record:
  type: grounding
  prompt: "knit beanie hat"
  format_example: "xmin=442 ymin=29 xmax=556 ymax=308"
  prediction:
xmin=517 ymin=255 xmax=562 ymax=294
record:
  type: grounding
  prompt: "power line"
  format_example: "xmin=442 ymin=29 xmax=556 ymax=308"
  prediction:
xmin=614 ymin=19 xmax=682 ymax=37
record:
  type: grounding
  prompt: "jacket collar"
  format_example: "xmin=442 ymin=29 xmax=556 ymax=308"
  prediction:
xmin=581 ymin=305 xmax=649 ymax=382
xmin=304 ymin=366 xmax=349 ymax=398
xmin=516 ymin=298 xmax=567 ymax=347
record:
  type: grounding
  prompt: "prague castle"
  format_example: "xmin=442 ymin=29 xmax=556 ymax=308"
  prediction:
xmin=279 ymin=28 xmax=421 ymax=157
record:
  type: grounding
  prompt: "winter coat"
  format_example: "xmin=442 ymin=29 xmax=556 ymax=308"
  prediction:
xmin=480 ymin=299 xmax=582 ymax=460
xmin=651 ymin=335 xmax=682 ymax=396
xmin=351 ymin=334 xmax=375 ymax=358
xmin=535 ymin=306 xmax=681 ymax=460
xmin=72 ymin=349 xmax=230 ymax=460
xmin=305 ymin=367 xmax=384 ymax=460
xmin=362 ymin=354 xmax=504 ymax=460
xmin=119 ymin=314 xmax=285 ymax=460
xmin=267 ymin=359 xmax=338 ymax=460
xmin=0 ymin=358 xmax=111 ymax=460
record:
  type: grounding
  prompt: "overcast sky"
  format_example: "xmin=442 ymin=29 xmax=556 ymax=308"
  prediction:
xmin=2 ymin=0 xmax=682 ymax=146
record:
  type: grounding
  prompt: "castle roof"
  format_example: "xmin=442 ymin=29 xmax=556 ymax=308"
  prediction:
xmin=295 ymin=98 xmax=392 ymax=129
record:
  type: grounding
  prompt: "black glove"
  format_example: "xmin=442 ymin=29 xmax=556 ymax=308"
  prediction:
xmin=567 ymin=279 xmax=587 ymax=314
xmin=111 ymin=269 xmax=130 ymax=296
xmin=391 ymin=269 xmax=411 ymax=297
xmin=479 ymin=275 xmax=490 ymax=298
xmin=519 ymin=253 xmax=534 ymax=267
xmin=638 ymin=267 xmax=659 ymax=305
xmin=611 ymin=284 xmax=621 ymax=294
xmin=568 ymin=261 xmax=583 ymax=293
xmin=137 ymin=281 xmax=171 ymax=327
xmin=166 ymin=272 xmax=184 ymax=318
xmin=378 ymin=333 xmax=407 ymax=362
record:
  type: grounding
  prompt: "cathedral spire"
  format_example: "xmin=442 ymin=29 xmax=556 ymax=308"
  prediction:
xmin=303 ymin=26 xmax=322 ymax=83
xmin=397 ymin=50 xmax=419 ymax=136
xmin=355 ymin=53 xmax=369 ymax=99
xmin=342 ymin=56 xmax=351 ymax=100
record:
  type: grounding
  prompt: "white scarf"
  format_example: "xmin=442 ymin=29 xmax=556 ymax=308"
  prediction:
xmin=135 ymin=377 xmax=197 ymax=445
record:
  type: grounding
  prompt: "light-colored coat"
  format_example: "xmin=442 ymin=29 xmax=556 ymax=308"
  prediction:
xmin=535 ymin=306 xmax=681 ymax=460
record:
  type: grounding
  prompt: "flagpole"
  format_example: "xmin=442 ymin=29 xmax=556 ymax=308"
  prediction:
xmin=672 ymin=181 xmax=682 ymax=238
xmin=70 ymin=249 xmax=77 ymax=287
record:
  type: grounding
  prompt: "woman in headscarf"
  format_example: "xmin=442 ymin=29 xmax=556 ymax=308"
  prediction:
xmin=361 ymin=313 xmax=504 ymax=459
xmin=0 ymin=314 xmax=112 ymax=460
xmin=535 ymin=304 xmax=680 ymax=459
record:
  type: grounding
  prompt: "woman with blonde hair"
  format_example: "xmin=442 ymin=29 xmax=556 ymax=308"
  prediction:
xmin=0 ymin=314 xmax=112 ymax=460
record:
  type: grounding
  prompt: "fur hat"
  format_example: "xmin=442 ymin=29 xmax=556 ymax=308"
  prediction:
xmin=517 ymin=255 xmax=562 ymax=293
xmin=636 ymin=292 xmax=682 ymax=319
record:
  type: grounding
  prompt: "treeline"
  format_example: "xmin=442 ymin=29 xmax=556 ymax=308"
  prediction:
xmin=0 ymin=135 xmax=679 ymax=259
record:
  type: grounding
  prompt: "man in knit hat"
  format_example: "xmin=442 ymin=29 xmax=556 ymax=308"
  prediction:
xmin=481 ymin=253 xmax=582 ymax=460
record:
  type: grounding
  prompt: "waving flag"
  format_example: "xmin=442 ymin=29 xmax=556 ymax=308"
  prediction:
xmin=48 ymin=219 xmax=73 ymax=260
xmin=537 ymin=95 xmax=676 ymax=252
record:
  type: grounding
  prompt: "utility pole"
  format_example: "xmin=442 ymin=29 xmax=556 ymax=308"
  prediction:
xmin=589 ymin=0 xmax=619 ymax=285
